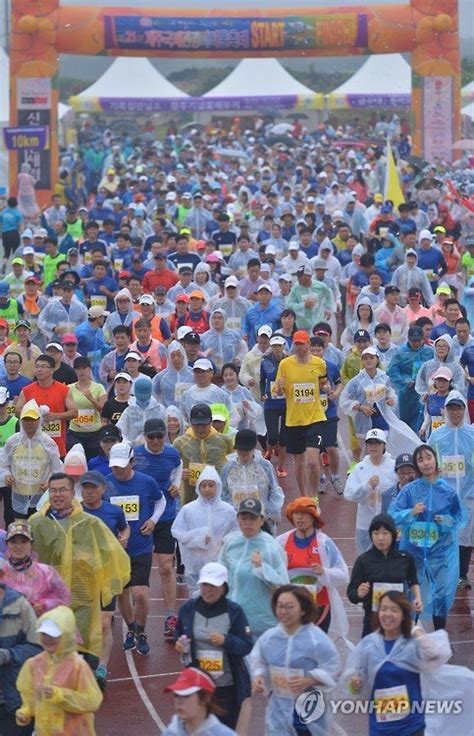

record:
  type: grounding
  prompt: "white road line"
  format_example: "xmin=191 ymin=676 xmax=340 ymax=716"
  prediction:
xmin=122 ymin=621 xmax=167 ymax=733
xmin=332 ymin=721 xmax=350 ymax=736
xmin=109 ymin=671 xmax=181 ymax=684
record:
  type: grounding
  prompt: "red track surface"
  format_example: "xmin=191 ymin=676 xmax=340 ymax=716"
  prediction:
xmin=96 ymin=447 xmax=474 ymax=736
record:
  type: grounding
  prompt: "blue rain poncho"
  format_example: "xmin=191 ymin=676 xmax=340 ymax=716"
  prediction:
xmin=249 ymin=622 xmax=340 ymax=736
xmin=221 ymin=453 xmax=284 ymax=523
xmin=219 ymin=529 xmax=289 ymax=637
xmin=212 ymin=295 xmax=252 ymax=332
xmin=429 ymin=390 xmax=474 ymax=546
xmin=339 ymin=368 xmax=421 ymax=457
xmin=391 ymin=260 xmax=434 ymax=305
xmin=387 ymin=342 xmax=434 ymax=431
xmin=414 ymin=334 xmax=467 ymax=397
xmin=116 ymin=376 xmax=166 ymax=445
xmin=388 ymin=477 xmax=468 ymax=619
xmin=200 ymin=311 xmax=248 ymax=370
xmin=37 ymin=296 xmax=88 ymax=341
xmin=152 ymin=340 xmax=194 ymax=407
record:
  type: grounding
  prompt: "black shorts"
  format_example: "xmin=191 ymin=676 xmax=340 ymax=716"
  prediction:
xmin=320 ymin=417 xmax=339 ymax=449
xmin=286 ymin=421 xmax=326 ymax=455
xmin=126 ymin=553 xmax=153 ymax=588
xmin=101 ymin=596 xmax=116 ymax=613
xmin=153 ymin=519 xmax=176 ymax=555
xmin=2 ymin=230 xmax=20 ymax=259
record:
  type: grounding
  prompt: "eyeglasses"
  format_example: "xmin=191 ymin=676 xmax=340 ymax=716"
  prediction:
xmin=276 ymin=603 xmax=298 ymax=612
xmin=146 ymin=433 xmax=165 ymax=440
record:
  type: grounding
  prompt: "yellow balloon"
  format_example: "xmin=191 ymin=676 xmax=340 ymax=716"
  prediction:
xmin=433 ymin=14 xmax=453 ymax=33
xmin=17 ymin=15 xmax=38 ymax=33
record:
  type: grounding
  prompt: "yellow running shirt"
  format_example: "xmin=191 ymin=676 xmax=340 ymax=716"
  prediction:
xmin=276 ymin=354 xmax=327 ymax=426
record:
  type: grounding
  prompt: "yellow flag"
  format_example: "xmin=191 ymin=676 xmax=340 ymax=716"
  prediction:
xmin=384 ymin=138 xmax=405 ymax=211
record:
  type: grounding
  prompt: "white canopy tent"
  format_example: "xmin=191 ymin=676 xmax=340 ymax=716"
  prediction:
xmin=69 ymin=57 xmax=188 ymax=113
xmin=204 ymin=58 xmax=317 ymax=98
xmin=462 ymin=102 xmax=474 ymax=120
xmin=327 ymin=53 xmax=411 ymax=109
xmin=462 ymin=81 xmax=474 ymax=103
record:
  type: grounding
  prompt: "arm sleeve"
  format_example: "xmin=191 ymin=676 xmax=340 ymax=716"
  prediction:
xmin=151 ymin=496 xmax=166 ymax=524
xmin=49 ymin=659 xmax=103 ymax=714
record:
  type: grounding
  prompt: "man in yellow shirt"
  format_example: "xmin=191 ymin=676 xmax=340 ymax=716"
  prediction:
xmin=276 ymin=330 xmax=329 ymax=496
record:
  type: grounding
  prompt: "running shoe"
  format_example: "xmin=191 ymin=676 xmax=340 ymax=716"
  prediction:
xmin=136 ymin=633 xmax=150 ymax=656
xmin=321 ymin=452 xmax=329 ymax=467
xmin=319 ymin=476 xmax=327 ymax=494
xmin=95 ymin=665 xmax=107 ymax=692
xmin=164 ymin=615 xmax=177 ymax=641
xmin=458 ymin=577 xmax=472 ymax=589
xmin=276 ymin=465 xmax=287 ymax=478
xmin=122 ymin=630 xmax=136 ymax=651
xmin=331 ymin=477 xmax=343 ymax=495
xmin=176 ymin=573 xmax=186 ymax=585
xmin=347 ymin=461 xmax=358 ymax=475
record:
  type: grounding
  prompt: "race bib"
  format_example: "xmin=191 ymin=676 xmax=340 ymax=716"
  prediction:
xmin=227 ymin=317 xmax=241 ymax=330
xmin=14 ymin=459 xmax=44 ymax=485
xmin=441 ymin=454 xmax=465 ymax=478
xmin=408 ymin=521 xmax=439 ymax=548
xmin=231 ymin=487 xmax=259 ymax=507
xmin=425 ymin=270 xmax=434 ymax=281
xmin=114 ymin=257 xmax=124 ymax=272
xmin=269 ymin=381 xmax=279 ymax=400
xmin=74 ymin=409 xmax=96 ymax=426
xmin=293 ymin=383 xmax=315 ymax=404
xmin=219 ymin=243 xmax=233 ymax=257
xmin=431 ymin=416 xmax=445 ymax=430
xmin=6 ymin=403 xmax=16 ymax=416
xmin=379 ymin=227 xmax=388 ymax=238
xmin=374 ymin=685 xmax=410 ymax=723
xmin=320 ymin=394 xmax=328 ymax=412
xmin=189 ymin=462 xmax=205 ymax=487
xmin=237 ymin=266 xmax=246 ymax=278
xmin=270 ymin=665 xmax=304 ymax=698
xmin=84 ymin=251 xmax=92 ymax=264
xmin=42 ymin=420 xmax=61 ymax=438
xmin=372 ymin=582 xmax=404 ymax=613
xmin=91 ymin=294 xmax=107 ymax=310
xmin=197 ymin=650 xmax=224 ymax=679
xmin=110 ymin=494 xmax=140 ymax=521
xmin=175 ymin=383 xmax=192 ymax=401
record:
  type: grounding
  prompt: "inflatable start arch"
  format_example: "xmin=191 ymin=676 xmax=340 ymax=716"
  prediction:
xmin=9 ymin=0 xmax=461 ymax=205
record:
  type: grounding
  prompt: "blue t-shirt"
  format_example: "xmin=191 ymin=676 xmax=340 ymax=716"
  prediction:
xmin=85 ymin=276 xmax=119 ymax=311
xmin=82 ymin=500 xmax=127 ymax=537
xmin=3 ymin=375 xmax=31 ymax=398
xmin=460 ymin=344 xmax=474 ymax=400
xmin=106 ymin=470 xmax=162 ymax=557
xmin=369 ymin=638 xmax=424 ymax=735
xmin=0 ymin=207 xmax=23 ymax=233
xmin=320 ymin=359 xmax=340 ymax=420
xmin=430 ymin=322 xmax=456 ymax=341
xmin=133 ymin=445 xmax=181 ymax=522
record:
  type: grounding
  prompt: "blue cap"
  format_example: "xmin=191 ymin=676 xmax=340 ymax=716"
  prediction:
xmin=80 ymin=470 xmax=107 ymax=486
xmin=0 ymin=282 xmax=10 ymax=296
xmin=380 ymin=204 xmax=392 ymax=214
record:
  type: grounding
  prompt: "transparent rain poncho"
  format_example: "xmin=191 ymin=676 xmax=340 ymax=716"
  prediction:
xmin=152 ymin=340 xmax=194 ymax=407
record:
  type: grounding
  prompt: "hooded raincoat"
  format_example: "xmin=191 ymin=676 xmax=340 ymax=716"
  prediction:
xmin=221 ymin=453 xmax=284 ymax=523
xmin=387 ymin=342 xmax=434 ymax=431
xmin=179 ymin=382 xmax=238 ymax=428
xmin=173 ymin=427 xmax=234 ymax=505
xmin=152 ymin=340 xmax=194 ymax=407
xmin=219 ymin=530 xmax=289 ymax=637
xmin=249 ymin=622 xmax=340 ymax=736
xmin=102 ymin=288 xmax=135 ymax=343
xmin=29 ymin=499 xmax=131 ymax=657
xmin=3 ymin=557 xmax=71 ymax=617
xmin=388 ymin=477 xmax=467 ymax=619
xmin=37 ymin=297 xmax=88 ymax=342
xmin=16 ymin=606 xmax=103 ymax=735
xmin=391 ymin=258 xmax=434 ymax=305
xmin=164 ymin=404 xmax=187 ymax=443
xmin=429 ymin=391 xmax=474 ymax=546
xmin=0 ymin=400 xmax=64 ymax=515
xmin=200 ymin=313 xmax=248 ymax=370
xmin=116 ymin=376 xmax=166 ymax=445
xmin=171 ymin=466 xmax=238 ymax=591
xmin=414 ymin=335 xmax=467 ymax=397
xmin=212 ymin=295 xmax=252 ymax=332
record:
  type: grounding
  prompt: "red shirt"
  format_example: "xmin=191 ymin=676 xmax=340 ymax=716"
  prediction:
xmin=284 ymin=531 xmax=329 ymax=606
xmin=142 ymin=269 xmax=179 ymax=294
xmin=22 ymin=380 xmax=70 ymax=457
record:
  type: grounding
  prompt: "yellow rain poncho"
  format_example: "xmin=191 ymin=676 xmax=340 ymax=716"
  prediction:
xmin=173 ymin=426 xmax=234 ymax=505
xmin=29 ymin=500 xmax=130 ymax=658
xmin=16 ymin=606 xmax=103 ymax=735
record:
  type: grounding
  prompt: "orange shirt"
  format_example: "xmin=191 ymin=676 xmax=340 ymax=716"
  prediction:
xmin=22 ymin=381 xmax=70 ymax=457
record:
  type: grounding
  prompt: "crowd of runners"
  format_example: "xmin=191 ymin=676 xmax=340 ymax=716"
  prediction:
xmin=0 ymin=116 xmax=473 ymax=735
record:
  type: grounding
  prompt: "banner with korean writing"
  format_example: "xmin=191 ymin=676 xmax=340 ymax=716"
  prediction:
xmin=103 ymin=14 xmax=368 ymax=53
xmin=422 ymin=77 xmax=453 ymax=163
xmin=17 ymin=79 xmax=52 ymax=190
xmin=4 ymin=126 xmax=49 ymax=151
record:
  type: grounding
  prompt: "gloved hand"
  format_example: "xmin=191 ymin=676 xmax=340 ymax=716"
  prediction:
xmin=0 ymin=648 xmax=11 ymax=665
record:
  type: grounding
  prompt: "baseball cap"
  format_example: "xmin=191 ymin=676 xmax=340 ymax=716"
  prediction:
xmin=144 ymin=418 xmax=166 ymax=435
xmin=125 ymin=351 xmax=143 ymax=362
xmin=45 ymin=342 xmax=64 ymax=353
xmin=445 ymin=392 xmax=466 ymax=408
xmin=153 ymin=252 xmax=166 ymax=260
xmin=15 ymin=319 xmax=31 ymax=330
xmin=257 ymin=325 xmax=273 ymax=338
xmin=293 ymin=330 xmax=310 ymax=344
xmin=182 ymin=330 xmax=200 ymax=344
xmin=189 ymin=290 xmax=205 ymax=300
xmin=278 ymin=273 xmax=292 ymax=283
xmin=176 ymin=325 xmax=193 ymax=340
xmin=418 ymin=229 xmax=433 ymax=243
xmin=361 ymin=346 xmax=378 ymax=357
xmin=114 ymin=372 xmax=133 ymax=382
xmin=288 ymin=242 xmax=300 ymax=251
xmin=234 ymin=428 xmax=258 ymax=451
xmin=178 ymin=265 xmax=193 ymax=274
xmin=88 ymin=306 xmax=110 ymax=319
xmin=98 ymin=424 xmax=122 ymax=442
xmin=164 ymin=667 xmax=215 ymax=696
xmin=36 ymin=619 xmax=62 ymax=639
xmin=21 ymin=230 xmax=33 ymax=240
xmin=22 ymin=246 xmax=35 ymax=255
xmin=435 ymin=284 xmax=451 ymax=295
xmin=407 ymin=326 xmax=423 ymax=340
xmin=23 ymin=275 xmax=39 ymax=284
xmin=20 ymin=399 xmax=41 ymax=420
xmin=374 ymin=193 xmax=384 ymax=203
xmin=109 ymin=441 xmax=134 ymax=468
xmin=395 ymin=453 xmax=415 ymax=471
xmin=380 ymin=204 xmax=392 ymax=214
xmin=296 ymin=265 xmax=313 ymax=277
xmin=11 ymin=257 xmax=25 ymax=266
xmin=33 ymin=228 xmax=48 ymax=238
xmin=197 ymin=562 xmax=228 ymax=587
xmin=354 ymin=329 xmax=371 ymax=342
xmin=432 ymin=366 xmax=453 ymax=381
xmin=264 ymin=244 xmax=277 ymax=255
xmin=176 ymin=293 xmax=190 ymax=303
xmin=384 ymin=285 xmax=400 ymax=295
xmin=312 ymin=258 xmax=328 ymax=270
xmin=0 ymin=282 xmax=10 ymax=296
xmin=225 ymin=276 xmax=239 ymax=288
xmin=365 ymin=428 xmax=386 ymax=443
xmin=407 ymin=287 xmax=421 ymax=297
xmin=62 ymin=333 xmax=78 ymax=344
xmin=193 ymin=358 xmax=213 ymax=371
xmin=237 ymin=497 xmax=264 ymax=517
xmin=257 ymin=283 xmax=272 ymax=292
xmin=190 ymin=403 xmax=212 ymax=425
xmin=0 ymin=387 xmax=9 ymax=404
xmin=154 ymin=285 xmax=167 ymax=295
xmin=139 ymin=294 xmax=155 ymax=305
xmin=270 ymin=335 xmax=286 ymax=346
xmin=80 ymin=471 xmax=107 ymax=487
xmin=6 ymin=520 xmax=33 ymax=541
xmin=212 ymin=410 xmax=227 ymax=423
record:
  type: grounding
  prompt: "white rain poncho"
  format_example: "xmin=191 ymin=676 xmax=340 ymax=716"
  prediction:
xmin=391 ymin=259 xmax=434 ymax=305
xmin=200 ymin=311 xmax=248 ymax=370
xmin=37 ymin=296 xmax=88 ymax=341
xmin=193 ymin=262 xmax=219 ymax=299
xmin=221 ymin=383 xmax=265 ymax=434
xmin=102 ymin=288 xmax=135 ymax=342
xmin=117 ymin=376 xmax=166 ymax=445
xmin=212 ymin=295 xmax=252 ymax=331
xmin=239 ymin=344 xmax=266 ymax=402
xmin=179 ymin=382 xmax=238 ymax=427
xmin=343 ymin=629 xmax=474 ymax=736
xmin=219 ymin=529 xmax=289 ymax=637
xmin=221 ymin=454 xmax=284 ymax=522
xmin=276 ymin=529 xmax=350 ymax=644
xmin=415 ymin=335 xmax=467 ymax=397
xmin=0 ymin=400 xmax=63 ymax=514
xmin=339 ymin=368 xmax=421 ymax=456
xmin=344 ymin=453 xmax=398 ymax=554
xmin=152 ymin=340 xmax=194 ymax=407
xmin=429 ymin=390 xmax=474 ymax=546
xmin=170 ymin=465 xmax=238 ymax=591
xmin=249 ymin=622 xmax=340 ymax=736
xmin=164 ymin=404 xmax=187 ymax=443
xmin=340 ymin=297 xmax=376 ymax=350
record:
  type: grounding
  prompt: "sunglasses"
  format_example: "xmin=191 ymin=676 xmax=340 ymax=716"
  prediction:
xmin=146 ymin=433 xmax=165 ymax=440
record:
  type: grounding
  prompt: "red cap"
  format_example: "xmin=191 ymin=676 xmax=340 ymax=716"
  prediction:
xmin=118 ymin=270 xmax=131 ymax=278
xmin=293 ymin=330 xmax=310 ymax=344
xmin=195 ymin=240 xmax=206 ymax=250
xmin=24 ymin=275 xmax=40 ymax=284
xmin=0 ymin=319 xmax=8 ymax=329
xmin=62 ymin=333 xmax=78 ymax=344
xmin=176 ymin=294 xmax=190 ymax=303
xmin=313 ymin=327 xmax=330 ymax=337
xmin=164 ymin=667 xmax=215 ymax=696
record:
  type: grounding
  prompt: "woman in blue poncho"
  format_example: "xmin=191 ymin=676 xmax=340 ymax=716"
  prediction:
xmin=389 ymin=444 xmax=467 ymax=630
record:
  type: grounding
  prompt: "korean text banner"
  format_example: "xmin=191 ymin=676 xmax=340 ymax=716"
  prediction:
xmin=3 ymin=126 xmax=49 ymax=151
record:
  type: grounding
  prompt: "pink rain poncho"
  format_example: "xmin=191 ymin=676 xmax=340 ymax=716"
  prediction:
xmin=2 ymin=558 xmax=71 ymax=617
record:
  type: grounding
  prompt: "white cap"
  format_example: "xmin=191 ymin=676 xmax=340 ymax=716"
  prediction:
xmin=278 ymin=273 xmax=292 ymax=283
xmin=257 ymin=283 xmax=272 ymax=292
xmin=197 ymin=562 xmax=228 ymax=587
xmin=365 ymin=428 xmax=387 ymax=443
xmin=361 ymin=347 xmax=378 ymax=357
xmin=166 ymin=191 xmax=177 ymax=201
xmin=333 ymin=209 xmax=344 ymax=219
xmin=139 ymin=294 xmax=155 ymax=305
xmin=45 ymin=342 xmax=64 ymax=353
xmin=36 ymin=619 xmax=62 ymax=638
xmin=225 ymin=275 xmax=239 ymax=288
xmin=270 ymin=335 xmax=286 ymax=346
xmin=114 ymin=372 xmax=133 ymax=382
xmin=288 ymin=242 xmax=300 ymax=251
xmin=22 ymin=246 xmax=35 ymax=255
xmin=177 ymin=325 xmax=193 ymax=340
xmin=352 ymin=244 xmax=365 ymax=256
xmin=193 ymin=358 xmax=214 ymax=371
xmin=212 ymin=411 xmax=227 ymax=422
xmin=257 ymin=324 xmax=273 ymax=338
xmin=265 ymin=244 xmax=276 ymax=255
xmin=418 ymin=229 xmax=433 ymax=243
xmin=109 ymin=441 xmax=134 ymax=468
xmin=21 ymin=229 xmax=33 ymax=239
xmin=406 ymin=248 xmax=417 ymax=256
xmin=260 ymin=263 xmax=271 ymax=274
xmin=33 ymin=228 xmax=47 ymax=238
xmin=125 ymin=351 xmax=143 ymax=362
xmin=0 ymin=386 xmax=9 ymax=404
xmin=88 ymin=306 xmax=110 ymax=319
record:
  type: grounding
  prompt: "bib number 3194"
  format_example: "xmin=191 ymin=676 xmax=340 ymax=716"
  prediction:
xmin=293 ymin=383 xmax=315 ymax=403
